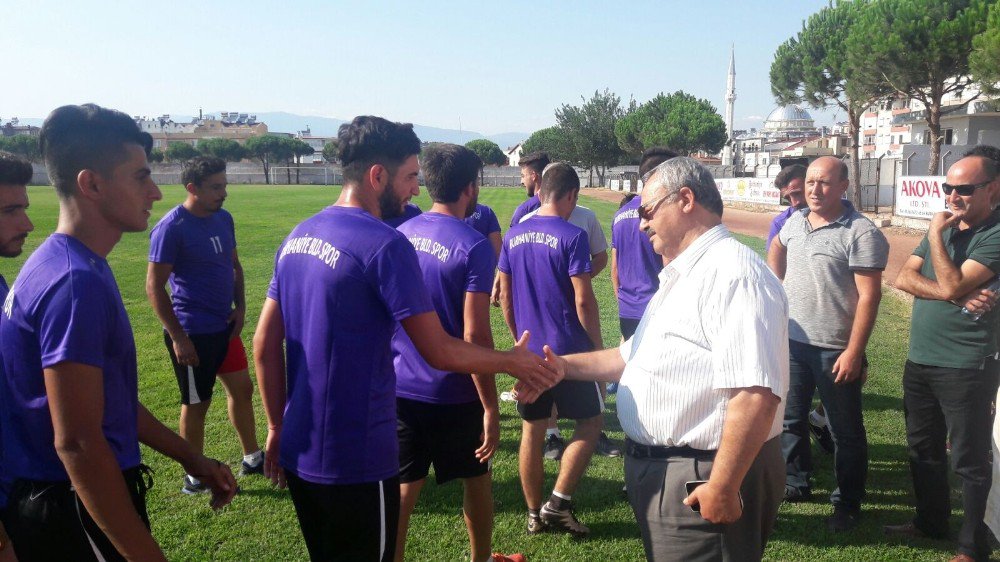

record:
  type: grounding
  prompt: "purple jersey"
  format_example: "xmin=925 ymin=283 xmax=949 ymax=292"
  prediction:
xmin=149 ymin=206 xmax=236 ymax=334
xmin=392 ymin=213 xmax=496 ymax=404
xmin=268 ymin=206 xmax=434 ymax=485
xmin=612 ymin=197 xmax=663 ymax=319
xmin=509 ymin=195 xmax=541 ymax=228
xmin=498 ymin=215 xmax=593 ymax=356
xmin=384 ymin=203 xmax=422 ymax=228
xmin=0 ymin=274 xmax=8 ymax=508
xmin=464 ymin=203 xmax=501 ymax=239
xmin=0 ymin=234 xmax=141 ymax=481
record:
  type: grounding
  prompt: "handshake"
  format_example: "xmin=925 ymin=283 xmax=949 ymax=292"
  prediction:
xmin=502 ymin=331 xmax=567 ymax=403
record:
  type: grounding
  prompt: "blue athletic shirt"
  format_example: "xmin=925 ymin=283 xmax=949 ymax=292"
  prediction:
xmin=0 ymin=274 xmax=9 ymax=508
xmin=509 ymin=195 xmax=541 ymax=228
xmin=464 ymin=203 xmax=501 ymax=239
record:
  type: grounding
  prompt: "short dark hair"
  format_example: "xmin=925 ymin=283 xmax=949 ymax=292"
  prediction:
xmin=337 ymin=116 xmax=422 ymax=185
xmin=964 ymin=145 xmax=1000 ymax=164
xmin=421 ymin=144 xmax=483 ymax=203
xmin=182 ymin=156 xmax=227 ymax=187
xmin=774 ymin=164 xmax=807 ymax=191
xmin=538 ymin=162 xmax=580 ymax=203
xmin=0 ymin=151 xmax=33 ymax=185
xmin=638 ymin=147 xmax=678 ymax=178
xmin=619 ymin=192 xmax=638 ymax=208
xmin=518 ymin=152 xmax=550 ymax=175
xmin=39 ymin=104 xmax=153 ymax=198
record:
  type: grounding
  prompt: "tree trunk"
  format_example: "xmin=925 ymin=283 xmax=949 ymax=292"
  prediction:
xmin=261 ymin=157 xmax=270 ymax=185
xmin=926 ymin=101 xmax=942 ymax=175
xmin=285 ymin=160 xmax=292 ymax=184
xmin=295 ymin=157 xmax=301 ymax=184
xmin=588 ymin=168 xmax=594 ymax=188
xmin=848 ymin=107 xmax=863 ymax=210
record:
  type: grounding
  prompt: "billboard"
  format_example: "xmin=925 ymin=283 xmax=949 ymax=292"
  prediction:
xmin=895 ymin=176 xmax=947 ymax=220
xmin=716 ymin=177 xmax=781 ymax=205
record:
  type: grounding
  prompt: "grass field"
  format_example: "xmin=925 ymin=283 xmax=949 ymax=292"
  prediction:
xmin=0 ymin=184 xmax=969 ymax=561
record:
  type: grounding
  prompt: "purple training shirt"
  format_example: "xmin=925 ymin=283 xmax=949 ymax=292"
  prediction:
xmin=0 ymin=274 xmax=8 ymax=508
xmin=392 ymin=212 xmax=496 ymax=404
xmin=509 ymin=195 xmax=540 ymax=228
xmin=149 ymin=205 xmax=236 ymax=334
xmin=464 ymin=203 xmax=501 ymax=239
xmin=498 ymin=215 xmax=593 ymax=356
xmin=385 ymin=202 xmax=423 ymax=228
xmin=0 ymin=234 xmax=141 ymax=481
xmin=612 ymin=196 xmax=663 ymax=319
xmin=268 ymin=206 xmax=434 ymax=485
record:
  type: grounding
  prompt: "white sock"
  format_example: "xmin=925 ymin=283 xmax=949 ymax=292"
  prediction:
xmin=551 ymin=490 xmax=572 ymax=501
xmin=186 ymin=475 xmax=201 ymax=485
xmin=809 ymin=409 xmax=828 ymax=427
xmin=546 ymin=428 xmax=562 ymax=438
xmin=244 ymin=450 xmax=263 ymax=465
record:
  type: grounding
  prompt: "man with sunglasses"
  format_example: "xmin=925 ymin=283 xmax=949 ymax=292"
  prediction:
xmin=890 ymin=155 xmax=1000 ymax=562
xmin=768 ymin=156 xmax=889 ymax=532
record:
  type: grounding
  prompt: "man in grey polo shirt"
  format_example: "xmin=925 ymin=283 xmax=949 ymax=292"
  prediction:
xmin=768 ymin=155 xmax=889 ymax=532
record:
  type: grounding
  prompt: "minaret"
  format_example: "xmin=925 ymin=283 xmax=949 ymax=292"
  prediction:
xmin=722 ymin=46 xmax=736 ymax=165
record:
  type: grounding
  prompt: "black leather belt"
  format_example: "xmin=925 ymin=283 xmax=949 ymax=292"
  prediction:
xmin=625 ymin=438 xmax=715 ymax=459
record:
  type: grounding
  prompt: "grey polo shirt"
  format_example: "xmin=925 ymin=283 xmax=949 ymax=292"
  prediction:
xmin=778 ymin=204 xmax=889 ymax=349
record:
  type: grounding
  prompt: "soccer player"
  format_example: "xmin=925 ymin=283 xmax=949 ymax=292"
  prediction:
xmin=0 ymin=150 xmax=35 ymax=562
xmin=146 ymin=156 xmax=263 ymax=494
xmin=253 ymin=116 xmax=556 ymax=562
xmin=499 ymin=162 xmax=604 ymax=537
xmin=385 ymin=202 xmax=422 ymax=228
xmin=0 ymin=104 xmax=236 ymax=561
xmin=465 ymin=202 xmax=502 ymax=258
xmin=509 ymin=152 xmax=549 ymax=227
xmin=391 ymin=143 xmax=520 ymax=562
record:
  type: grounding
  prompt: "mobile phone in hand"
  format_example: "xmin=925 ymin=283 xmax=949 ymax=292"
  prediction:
xmin=684 ymin=480 xmax=744 ymax=513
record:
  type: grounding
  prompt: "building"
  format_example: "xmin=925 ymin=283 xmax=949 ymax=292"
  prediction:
xmin=506 ymin=142 xmax=523 ymax=166
xmin=1 ymin=118 xmax=39 ymax=137
xmin=295 ymin=127 xmax=334 ymax=163
xmin=136 ymin=111 xmax=269 ymax=149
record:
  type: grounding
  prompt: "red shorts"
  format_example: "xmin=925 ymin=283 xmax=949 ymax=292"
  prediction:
xmin=218 ymin=336 xmax=249 ymax=374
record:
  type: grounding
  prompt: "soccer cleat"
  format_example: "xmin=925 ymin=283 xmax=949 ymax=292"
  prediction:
xmin=540 ymin=501 xmax=590 ymax=537
xmin=526 ymin=513 xmax=548 ymax=535
xmin=500 ymin=391 xmax=516 ymax=402
xmin=181 ymin=475 xmax=208 ymax=495
xmin=808 ymin=410 xmax=835 ymax=454
xmin=596 ymin=432 xmax=622 ymax=457
xmin=240 ymin=455 xmax=264 ymax=476
xmin=543 ymin=434 xmax=565 ymax=461
xmin=492 ymin=553 xmax=527 ymax=562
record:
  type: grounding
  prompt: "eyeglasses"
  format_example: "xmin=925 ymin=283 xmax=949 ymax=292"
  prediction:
xmin=638 ymin=192 xmax=672 ymax=220
xmin=942 ymin=177 xmax=996 ymax=196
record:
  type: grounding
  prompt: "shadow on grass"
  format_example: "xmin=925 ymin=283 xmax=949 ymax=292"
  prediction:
xmin=768 ymin=511 xmax=956 ymax=557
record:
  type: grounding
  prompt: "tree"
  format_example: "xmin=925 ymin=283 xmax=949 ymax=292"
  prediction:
xmin=848 ymin=0 xmax=991 ymax=174
xmin=0 ymin=134 xmax=41 ymax=161
xmin=614 ymin=91 xmax=726 ymax=159
xmin=556 ymin=89 xmax=626 ymax=186
xmin=521 ymin=126 xmax=573 ymax=162
xmin=322 ymin=139 xmax=340 ymax=163
xmin=165 ymin=142 xmax=200 ymax=162
xmin=290 ymin=139 xmax=315 ymax=184
xmin=149 ymin=148 xmax=165 ymax=163
xmin=770 ymin=0 xmax=891 ymax=207
xmin=197 ymin=138 xmax=246 ymax=162
xmin=970 ymin=1 xmax=1000 ymax=97
xmin=465 ymin=139 xmax=507 ymax=184
xmin=244 ymin=134 xmax=293 ymax=184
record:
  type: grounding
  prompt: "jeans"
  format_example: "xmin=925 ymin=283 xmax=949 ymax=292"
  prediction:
xmin=903 ymin=359 xmax=999 ymax=560
xmin=781 ymin=340 xmax=868 ymax=512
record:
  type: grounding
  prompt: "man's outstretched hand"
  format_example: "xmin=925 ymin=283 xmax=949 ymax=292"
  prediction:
xmin=513 ymin=344 xmax=566 ymax=404
xmin=505 ymin=332 xmax=560 ymax=401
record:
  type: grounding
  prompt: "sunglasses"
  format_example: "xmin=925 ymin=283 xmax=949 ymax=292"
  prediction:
xmin=942 ymin=177 xmax=996 ymax=196
xmin=638 ymin=192 xmax=672 ymax=220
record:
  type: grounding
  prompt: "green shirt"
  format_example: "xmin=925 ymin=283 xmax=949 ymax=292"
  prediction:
xmin=908 ymin=211 xmax=1000 ymax=369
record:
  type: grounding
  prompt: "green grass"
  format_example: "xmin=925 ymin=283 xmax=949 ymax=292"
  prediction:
xmin=0 ymin=185 xmax=959 ymax=561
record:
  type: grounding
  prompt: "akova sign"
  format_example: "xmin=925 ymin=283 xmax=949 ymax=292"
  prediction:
xmin=895 ymin=176 xmax=947 ymax=219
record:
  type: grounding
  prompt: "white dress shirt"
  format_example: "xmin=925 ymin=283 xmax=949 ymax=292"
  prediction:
xmin=616 ymin=224 xmax=789 ymax=450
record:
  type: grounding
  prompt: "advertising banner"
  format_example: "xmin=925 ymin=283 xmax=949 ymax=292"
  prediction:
xmin=895 ymin=176 xmax=947 ymax=220
xmin=716 ymin=177 xmax=781 ymax=205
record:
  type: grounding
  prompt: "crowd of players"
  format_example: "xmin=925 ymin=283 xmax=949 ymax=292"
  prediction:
xmin=0 ymin=103 xmax=996 ymax=562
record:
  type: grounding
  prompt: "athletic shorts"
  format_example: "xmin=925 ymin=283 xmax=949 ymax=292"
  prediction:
xmin=164 ymin=328 xmax=231 ymax=405
xmin=397 ymin=398 xmax=490 ymax=485
xmin=5 ymin=465 xmax=151 ymax=561
xmin=620 ymin=316 xmax=641 ymax=340
xmin=517 ymin=380 xmax=604 ymax=421
xmin=218 ymin=335 xmax=249 ymax=374
xmin=286 ymin=471 xmax=399 ymax=562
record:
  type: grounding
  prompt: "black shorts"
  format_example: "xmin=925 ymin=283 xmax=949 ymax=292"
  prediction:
xmin=620 ymin=316 xmax=641 ymax=340
xmin=286 ymin=471 xmax=399 ymax=562
xmin=518 ymin=380 xmax=604 ymax=421
xmin=397 ymin=398 xmax=490 ymax=485
xmin=5 ymin=465 xmax=152 ymax=562
xmin=164 ymin=327 xmax=231 ymax=405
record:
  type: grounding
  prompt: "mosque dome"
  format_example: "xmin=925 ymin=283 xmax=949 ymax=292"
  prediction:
xmin=763 ymin=105 xmax=815 ymax=132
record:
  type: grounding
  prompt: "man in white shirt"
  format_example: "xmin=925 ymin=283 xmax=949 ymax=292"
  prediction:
xmin=535 ymin=157 xmax=789 ymax=561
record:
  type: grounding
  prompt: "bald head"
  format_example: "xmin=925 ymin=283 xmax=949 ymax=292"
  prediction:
xmin=808 ymin=156 xmax=848 ymax=183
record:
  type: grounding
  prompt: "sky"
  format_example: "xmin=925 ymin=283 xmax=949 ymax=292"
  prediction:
xmin=2 ymin=0 xmax=840 ymax=136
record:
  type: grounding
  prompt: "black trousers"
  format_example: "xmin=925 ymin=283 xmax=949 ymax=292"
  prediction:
xmin=903 ymin=359 xmax=999 ymax=560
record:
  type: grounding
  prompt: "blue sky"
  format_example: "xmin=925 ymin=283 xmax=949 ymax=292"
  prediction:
xmin=3 ymin=0 xmax=838 ymax=135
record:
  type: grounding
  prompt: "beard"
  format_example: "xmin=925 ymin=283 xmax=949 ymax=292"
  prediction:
xmin=0 ymin=235 xmax=27 ymax=258
xmin=379 ymin=180 xmax=405 ymax=219
xmin=464 ymin=191 xmax=479 ymax=218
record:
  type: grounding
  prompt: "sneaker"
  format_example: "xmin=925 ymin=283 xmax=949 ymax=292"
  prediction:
xmin=596 ymin=433 xmax=622 ymax=457
xmin=526 ymin=513 xmax=548 ymax=535
xmin=540 ymin=501 xmax=590 ymax=537
xmin=492 ymin=553 xmax=527 ymax=562
xmin=240 ymin=455 xmax=264 ymax=476
xmin=826 ymin=507 xmax=860 ymax=532
xmin=808 ymin=410 xmax=835 ymax=454
xmin=543 ymin=434 xmax=565 ymax=461
xmin=500 ymin=391 xmax=516 ymax=402
xmin=606 ymin=382 xmax=618 ymax=394
xmin=181 ymin=475 xmax=207 ymax=495
xmin=783 ymin=485 xmax=812 ymax=503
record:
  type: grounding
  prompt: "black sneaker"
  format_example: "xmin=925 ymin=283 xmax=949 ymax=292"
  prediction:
xmin=809 ymin=412 xmax=835 ymax=454
xmin=526 ymin=513 xmax=548 ymax=535
xmin=240 ymin=455 xmax=264 ymax=476
xmin=596 ymin=433 xmax=622 ymax=457
xmin=543 ymin=434 xmax=565 ymax=461
xmin=826 ymin=507 xmax=860 ymax=532
xmin=540 ymin=501 xmax=589 ymax=537
xmin=181 ymin=475 xmax=207 ymax=495
xmin=783 ymin=485 xmax=812 ymax=503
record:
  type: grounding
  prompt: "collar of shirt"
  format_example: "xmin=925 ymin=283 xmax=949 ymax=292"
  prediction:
xmin=661 ymin=223 xmax=731 ymax=279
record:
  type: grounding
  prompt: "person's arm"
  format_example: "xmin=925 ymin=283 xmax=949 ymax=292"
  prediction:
xmin=464 ymin=291 xmax=499 ymax=463
xmin=896 ymin=253 xmax=995 ymax=301
xmin=487 ymin=232 xmax=502 ymax=260
xmin=683 ymin=386 xmax=779 ymax=524
xmin=228 ymin=249 xmax=246 ymax=338
xmin=45 ymin=362 xmax=167 ymax=562
xmin=498 ymin=271 xmax=517 ymax=340
xmin=610 ymin=248 xmax=620 ymax=298
xmin=590 ymin=250 xmax=608 ymax=278
xmin=571 ymin=274 xmax=602 ymax=349
xmin=831 ymin=270 xmax=882 ymax=384
xmin=767 ymin=239 xmax=787 ymax=281
xmin=145 ymin=262 xmax=198 ymax=366
xmin=252 ymin=298 xmax=288 ymax=488
xmin=927 ymin=212 xmax=997 ymax=299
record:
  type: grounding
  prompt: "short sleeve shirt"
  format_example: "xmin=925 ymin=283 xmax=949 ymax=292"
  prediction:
xmin=766 ymin=207 xmax=797 ymax=251
xmin=0 ymin=274 xmax=8 ymax=508
xmin=268 ymin=206 xmax=434 ymax=485
xmin=612 ymin=197 xmax=663 ymax=319
xmin=392 ymin=213 xmax=496 ymax=404
xmin=149 ymin=206 xmax=236 ymax=334
xmin=498 ymin=215 xmax=593 ymax=356
xmin=908 ymin=210 xmax=1000 ymax=369
xmin=779 ymin=204 xmax=889 ymax=348
xmin=509 ymin=195 xmax=541 ymax=228
xmin=464 ymin=203 xmax=501 ymax=239
xmin=522 ymin=205 xmax=608 ymax=255
xmin=384 ymin=203 xmax=423 ymax=228
xmin=0 ymin=234 xmax=141 ymax=481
